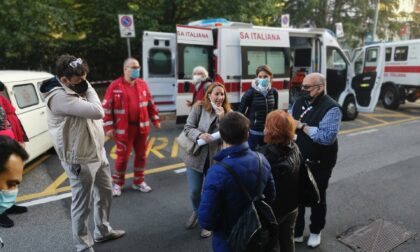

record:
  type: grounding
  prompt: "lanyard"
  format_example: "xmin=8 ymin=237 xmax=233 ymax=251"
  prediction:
xmin=298 ymin=105 xmax=312 ymax=121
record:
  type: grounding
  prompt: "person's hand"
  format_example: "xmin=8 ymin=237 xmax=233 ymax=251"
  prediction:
xmin=155 ymin=122 xmax=161 ymax=129
xmin=19 ymin=142 xmax=26 ymax=149
xmin=215 ymin=106 xmax=225 ymax=117
xmin=295 ymin=120 xmax=303 ymax=129
xmin=199 ymin=133 xmax=213 ymax=143
xmin=105 ymin=129 xmax=115 ymax=139
xmin=185 ymin=100 xmax=193 ymax=107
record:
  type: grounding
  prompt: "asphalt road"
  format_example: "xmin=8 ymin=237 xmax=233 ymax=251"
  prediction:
xmin=1 ymin=103 xmax=420 ymax=252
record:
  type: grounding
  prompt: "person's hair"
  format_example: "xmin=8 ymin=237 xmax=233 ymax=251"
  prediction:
xmin=123 ymin=58 xmax=140 ymax=69
xmin=202 ymin=82 xmax=231 ymax=113
xmin=0 ymin=81 xmax=5 ymax=92
xmin=219 ymin=112 xmax=250 ymax=145
xmin=256 ymin=65 xmax=273 ymax=80
xmin=0 ymin=136 xmax=29 ymax=173
xmin=307 ymin=72 xmax=326 ymax=86
xmin=264 ymin=110 xmax=296 ymax=145
xmin=56 ymin=54 xmax=89 ymax=78
xmin=192 ymin=66 xmax=208 ymax=78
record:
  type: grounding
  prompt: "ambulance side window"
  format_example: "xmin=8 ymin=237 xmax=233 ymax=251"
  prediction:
xmin=178 ymin=45 xmax=212 ymax=79
xmin=148 ymin=49 xmax=174 ymax=77
xmin=242 ymin=47 xmax=289 ymax=79
xmin=394 ymin=46 xmax=408 ymax=61
xmin=13 ymin=84 xmax=39 ymax=109
xmin=385 ymin=48 xmax=392 ymax=62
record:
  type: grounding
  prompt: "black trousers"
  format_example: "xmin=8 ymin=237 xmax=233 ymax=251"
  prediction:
xmin=295 ymin=167 xmax=333 ymax=236
xmin=277 ymin=208 xmax=298 ymax=252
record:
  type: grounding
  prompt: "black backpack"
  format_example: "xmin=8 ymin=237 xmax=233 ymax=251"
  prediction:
xmin=219 ymin=153 xmax=279 ymax=252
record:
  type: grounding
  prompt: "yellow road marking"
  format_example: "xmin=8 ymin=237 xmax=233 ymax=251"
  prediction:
xmin=367 ymin=113 xmax=414 ymax=118
xmin=23 ymin=154 xmax=50 ymax=175
xmin=354 ymin=118 xmax=370 ymax=125
xmin=340 ymin=117 xmax=420 ymax=135
xmin=171 ymin=138 xmax=179 ymax=158
xmin=17 ymin=162 xmax=185 ymax=203
xmin=43 ymin=172 xmax=68 ymax=193
xmin=359 ymin=114 xmax=389 ymax=124
xmin=147 ymin=137 xmax=168 ymax=159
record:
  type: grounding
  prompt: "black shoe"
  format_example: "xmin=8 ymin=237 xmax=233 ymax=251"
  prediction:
xmin=5 ymin=205 xmax=27 ymax=215
xmin=0 ymin=213 xmax=14 ymax=228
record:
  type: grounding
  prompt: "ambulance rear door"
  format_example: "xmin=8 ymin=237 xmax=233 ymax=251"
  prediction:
xmin=239 ymin=28 xmax=291 ymax=109
xmin=350 ymin=45 xmax=385 ymax=112
xmin=142 ymin=31 xmax=177 ymax=112
xmin=175 ymin=25 xmax=215 ymax=122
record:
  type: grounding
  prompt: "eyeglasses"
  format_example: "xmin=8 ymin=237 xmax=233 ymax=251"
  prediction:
xmin=301 ymin=84 xmax=320 ymax=90
xmin=69 ymin=58 xmax=83 ymax=68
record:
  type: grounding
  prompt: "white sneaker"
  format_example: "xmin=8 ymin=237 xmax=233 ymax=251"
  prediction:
xmin=112 ymin=184 xmax=122 ymax=197
xmin=307 ymin=233 xmax=321 ymax=248
xmin=294 ymin=236 xmax=304 ymax=243
xmin=132 ymin=181 xmax=152 ymax=192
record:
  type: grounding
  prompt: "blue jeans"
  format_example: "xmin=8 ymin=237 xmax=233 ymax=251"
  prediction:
xmin=186 ymin=168 xmax=204 ymax=212
xmin=248 ymin=132 xmax=265 ymax=151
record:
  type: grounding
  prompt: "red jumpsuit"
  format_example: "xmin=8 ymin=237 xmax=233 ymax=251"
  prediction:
xmin=0 ymin=96 xmax=27 ymax=142
xmin=103 ymin=77 xmax=160 ymax=186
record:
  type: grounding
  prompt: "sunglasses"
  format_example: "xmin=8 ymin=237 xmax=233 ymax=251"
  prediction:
xmin=69 ymin=58 xmax=83 ymax=68
xmin=301 ymin=84 xmax=320 ymax=90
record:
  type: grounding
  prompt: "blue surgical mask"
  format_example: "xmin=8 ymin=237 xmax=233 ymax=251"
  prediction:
xmin=257 ymin=78 xmax=269 ymax=88
xmin=0 ymin=189 xmax=18 ymax=214
xmin=130 ymin=68 xmax=140 ymax=79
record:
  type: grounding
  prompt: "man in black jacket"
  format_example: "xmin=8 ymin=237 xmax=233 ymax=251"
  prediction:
xmin=290 ymin=73 xmax=341 ymax=248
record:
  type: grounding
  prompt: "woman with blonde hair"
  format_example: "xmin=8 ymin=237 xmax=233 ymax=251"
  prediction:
xmin=182 ymin=82 xmax=231 ymax=238
xmin=258 ymin=110 xmax=301 ymax=252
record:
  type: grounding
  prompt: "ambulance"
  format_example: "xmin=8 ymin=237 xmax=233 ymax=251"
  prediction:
xmin=350 ymin=39 xmax=420 ymax=111
xmin=0 ymin=71 xmax=54 ymax=162
xmin=142 ymin=19 xmax=358 ymax=122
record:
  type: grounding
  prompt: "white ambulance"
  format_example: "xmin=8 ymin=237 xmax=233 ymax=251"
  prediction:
xmin=0 ymin=71 xmax=54 ymax=162
xmin=142 ymin=19 xmax=358 ymax=122
xmin=350 ymin=39 xmax=420 ymax=111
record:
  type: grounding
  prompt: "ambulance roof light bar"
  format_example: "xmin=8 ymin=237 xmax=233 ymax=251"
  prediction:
xmin=188 ymin=18 xmax=231 ymax=27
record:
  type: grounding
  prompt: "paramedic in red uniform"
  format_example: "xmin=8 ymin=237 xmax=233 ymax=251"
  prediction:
xmin=103 ymin=58 xmax=161 ymax=197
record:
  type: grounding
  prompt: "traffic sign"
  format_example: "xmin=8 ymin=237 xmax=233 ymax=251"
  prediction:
xmin=281 ymin=14 xmax=289 ymax=28
xmin=118 ymin=14 xmax=135 ymax=38
xmin=335 ymin=22 xmax=344 ymax=38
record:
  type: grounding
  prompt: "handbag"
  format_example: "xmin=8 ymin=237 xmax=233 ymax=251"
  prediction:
xmin=176 ymin=131 xmax=198 ymax=154
xmin=176 ymin=106 xmax=203 ymax=155
xmin=298 ymin=154 xmax=321 ymax=207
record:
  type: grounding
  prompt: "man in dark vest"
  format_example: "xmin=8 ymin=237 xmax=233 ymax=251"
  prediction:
xmin=290 ymin=73 xmax=342 ymax=248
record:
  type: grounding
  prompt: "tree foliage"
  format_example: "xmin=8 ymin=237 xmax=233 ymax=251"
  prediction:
xmin=0 ymin=0 xmax=418 ymax=79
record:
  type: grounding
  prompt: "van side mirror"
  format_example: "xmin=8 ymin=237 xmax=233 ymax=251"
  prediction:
xmin=184 ymin=81 xmax=191 ymax=92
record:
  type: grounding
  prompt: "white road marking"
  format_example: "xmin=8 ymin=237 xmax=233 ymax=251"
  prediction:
xmin=19 ymin=192 xmax=72 ymax=207
xmin=174 ymin=168 xmax=186 ymax=174
xmin=347 ymin=129 xmax=378 ymax=137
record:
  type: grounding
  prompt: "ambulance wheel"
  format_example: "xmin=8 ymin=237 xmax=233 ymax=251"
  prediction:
xmin=382 ymin=85 xmax=400 ymax=110
xmin=342 ymin=96 xmax=358 ymax=121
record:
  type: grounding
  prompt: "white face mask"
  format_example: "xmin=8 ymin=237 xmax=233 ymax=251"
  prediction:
xmin=193 ymin=75 xmax=202 ymax=84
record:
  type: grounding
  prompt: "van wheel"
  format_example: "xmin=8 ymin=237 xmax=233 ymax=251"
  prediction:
xmin=342 ymin=96 xmax=358 ymax=121
xmin=382 ymin=86 xmax=400 ymax=110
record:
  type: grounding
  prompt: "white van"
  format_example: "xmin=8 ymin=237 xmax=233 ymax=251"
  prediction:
xmin=0 ymin=71 xmax=54 ymax=162
xmin=142 ymin=19 xmax=358 ymax=122
xmin=350 ymin=39 xmax=420 ymax=111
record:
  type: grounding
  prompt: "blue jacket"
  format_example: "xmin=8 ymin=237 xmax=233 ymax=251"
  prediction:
xmin=198 ymin=143 xmax=276 ymax=252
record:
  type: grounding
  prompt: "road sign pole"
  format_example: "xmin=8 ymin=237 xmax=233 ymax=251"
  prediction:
xmin=126 ymin=37 xmax=131 ymax=58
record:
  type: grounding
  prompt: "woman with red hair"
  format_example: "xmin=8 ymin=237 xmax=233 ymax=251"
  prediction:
xmin=258 ymin=110 xmax=301 ymax=252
